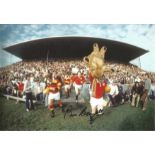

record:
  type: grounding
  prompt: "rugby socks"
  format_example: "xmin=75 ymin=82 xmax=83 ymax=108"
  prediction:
xmin=48 ymin=104 xmax=54 ymax=111
xmin=58 ymin=101 xmax=63 ymax=107
xmin=48 ymin=104 xmax=55 ymax=118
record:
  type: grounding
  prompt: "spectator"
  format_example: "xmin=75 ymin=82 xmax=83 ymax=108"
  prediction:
xmin=33 ymin=80 xmax=44 ymax=103
xmin=108 ymin=82 xmax=119 ymax=107
xmin=23 ymin=75 xmax=34 ymax=112
xmin=149 ymin=80 xmax=155 ymax=100
xmin=131 ymin=82 xmax=143 ymax=107
xmin=141 ymin=74 xmax=151 ymax=111
xmin=17 ymin=79 xmax=24 ymax=98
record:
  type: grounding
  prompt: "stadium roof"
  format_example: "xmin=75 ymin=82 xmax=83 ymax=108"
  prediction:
xmin=3 ymin=36 xmax=148 ymax=63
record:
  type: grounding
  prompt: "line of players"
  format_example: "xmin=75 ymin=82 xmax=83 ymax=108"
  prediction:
xmin=44 ymin=70 xmax=109 ymax=117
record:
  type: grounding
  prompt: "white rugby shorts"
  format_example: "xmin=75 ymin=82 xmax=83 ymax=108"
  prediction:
xmin=64 ymin=84 xmax=71 ymax=91
xmin=90 ymin=96 xmax=107 ymax=107
xmin=74 ymin=83 xmax=82 ymax=94
xmin=48 ymin=92 xmax=60 ymax=102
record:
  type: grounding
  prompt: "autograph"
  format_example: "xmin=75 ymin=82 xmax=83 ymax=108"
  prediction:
xmin=63 ymin=104 xmax=104 ymax=124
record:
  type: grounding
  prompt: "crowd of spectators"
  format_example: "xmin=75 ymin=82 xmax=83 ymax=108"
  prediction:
xmin=0 ymin=58 xmax=155 ymax=111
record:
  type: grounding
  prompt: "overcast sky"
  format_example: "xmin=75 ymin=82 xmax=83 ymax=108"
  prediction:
xmin=0 ymin=24 xmax=154 ymax=72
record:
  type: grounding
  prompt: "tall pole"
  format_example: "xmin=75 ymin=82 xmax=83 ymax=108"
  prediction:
xmin=138 ymin=56 xmax=141 ymax=69
xmin=9 ymin=53 xmax=11 ymax=65
xmin=46 ymin=50 xmax=49 ymax=72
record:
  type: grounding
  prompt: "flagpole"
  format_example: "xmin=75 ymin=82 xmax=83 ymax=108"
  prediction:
xmin=138 ymin=56 xmax=141 ymax=69
xmin=46 ymin=50 xmax=49 ymax=72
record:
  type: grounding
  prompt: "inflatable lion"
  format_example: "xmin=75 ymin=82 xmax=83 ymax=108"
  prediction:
xmin=83 ymin=43 xmax=107 ymax=78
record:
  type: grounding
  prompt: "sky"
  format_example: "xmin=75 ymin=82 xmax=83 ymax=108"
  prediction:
xmin=0 ymin=24 xmax=155 ymax=72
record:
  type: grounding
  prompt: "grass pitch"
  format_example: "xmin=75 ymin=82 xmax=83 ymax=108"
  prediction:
xmin=0 ymin=96 xmax=154 ymax=131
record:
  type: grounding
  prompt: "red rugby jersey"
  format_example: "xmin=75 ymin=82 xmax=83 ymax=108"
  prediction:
xmin=89 ymin=73 xmax=106 ymax=98
xmin=18 ymin=82 xmax=24 ymax=92
xmin=73 ymin=75 xmax=85 ymax=85
xmin=70 ymin=75 xmax=76 ymax=83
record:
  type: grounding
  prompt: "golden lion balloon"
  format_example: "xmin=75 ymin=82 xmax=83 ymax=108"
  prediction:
xmin=83 ymin=43 xmax=107 ymax=78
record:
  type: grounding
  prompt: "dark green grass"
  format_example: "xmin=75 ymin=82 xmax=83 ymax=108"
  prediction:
xmin=0 ymin=97 xmax=154 ymax=131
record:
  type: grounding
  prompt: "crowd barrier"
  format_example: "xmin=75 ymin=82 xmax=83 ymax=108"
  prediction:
xmin=3 ymin=94 xmax=37 ymax=104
